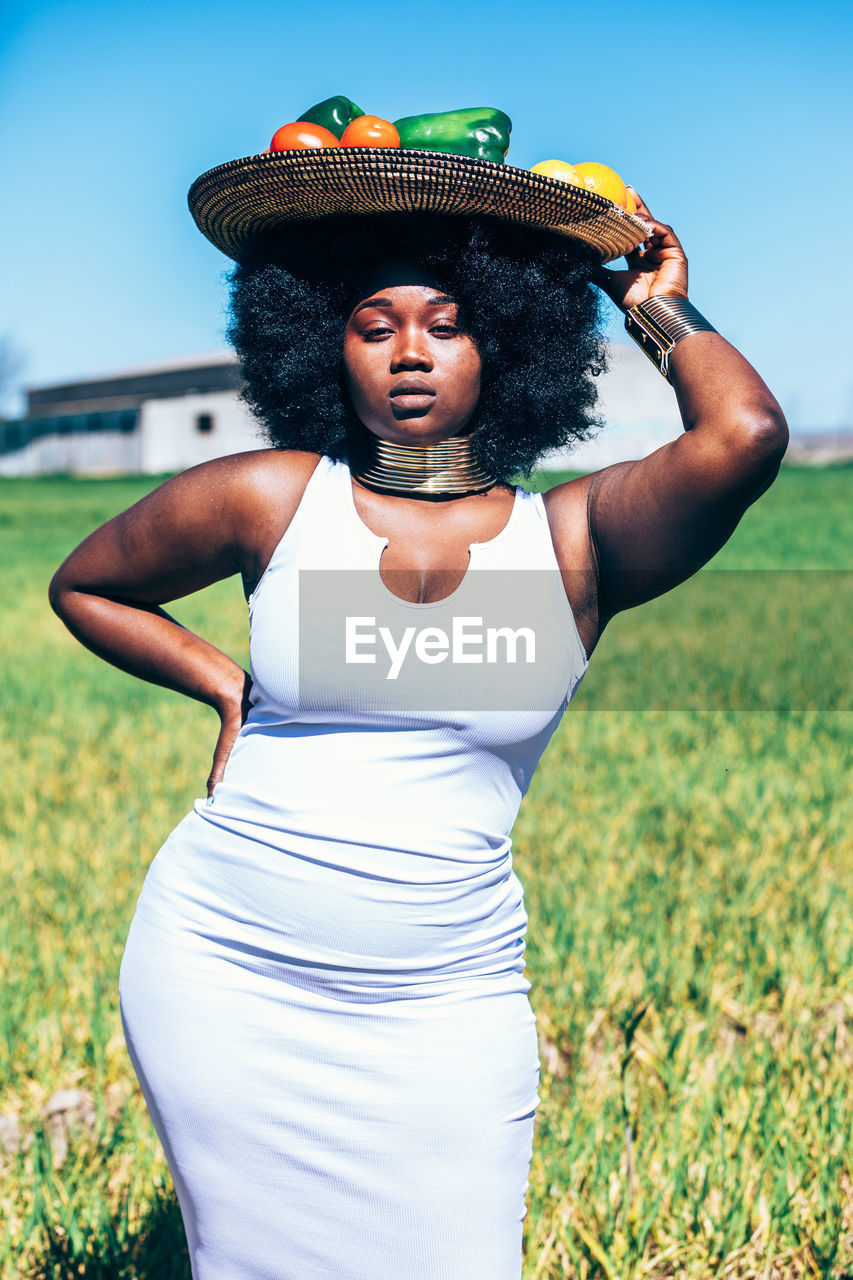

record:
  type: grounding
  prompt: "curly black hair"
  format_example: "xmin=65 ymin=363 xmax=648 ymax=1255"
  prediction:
xmin=224 ymin=212 xmax=609 ymax=482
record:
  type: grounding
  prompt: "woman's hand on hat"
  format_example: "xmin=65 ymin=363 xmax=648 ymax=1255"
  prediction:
xmin=595 ymin=188 xmax=689 ymax=312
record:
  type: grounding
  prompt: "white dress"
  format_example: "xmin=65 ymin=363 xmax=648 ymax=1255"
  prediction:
xmin=119 ymin=453 xmax=589 ymax=1279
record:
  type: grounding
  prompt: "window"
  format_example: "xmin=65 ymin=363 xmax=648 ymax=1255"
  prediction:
xmin=196 ymin=413 xmax=214 ymax=434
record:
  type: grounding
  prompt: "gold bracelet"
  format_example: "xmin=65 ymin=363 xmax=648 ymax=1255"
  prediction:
xmin=624 ymin=294 xmax=717 ymax=385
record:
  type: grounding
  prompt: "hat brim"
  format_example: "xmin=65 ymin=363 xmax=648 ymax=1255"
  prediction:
xmin=187 ymin=148 xmax=652 ymax=265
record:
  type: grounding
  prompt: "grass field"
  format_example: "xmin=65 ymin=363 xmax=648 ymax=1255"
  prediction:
xmin=0 ymin=463 xmax=851 ymax=1278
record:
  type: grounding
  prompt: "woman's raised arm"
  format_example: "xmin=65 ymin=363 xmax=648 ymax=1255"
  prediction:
xmin=583 ymin=190 xmax=789 ymax=626
xmin=48 ymin=450 xmax=287 ymax=795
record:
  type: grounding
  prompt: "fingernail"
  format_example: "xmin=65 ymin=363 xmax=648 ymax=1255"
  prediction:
xmin=205 ymin=795 xmax=214 ymax=806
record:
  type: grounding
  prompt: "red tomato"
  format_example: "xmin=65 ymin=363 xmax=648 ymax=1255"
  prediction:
xmin=340 ymin=116 xmax=400 ymax=148
xmin=269 ymin=122 xmax=341 ymax=151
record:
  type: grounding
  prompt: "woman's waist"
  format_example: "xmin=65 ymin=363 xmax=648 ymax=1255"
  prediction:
xmin=206 ymin=758 xmax=518 ymax=873
xmin=133 ymin=811 xmax=530 ymax=988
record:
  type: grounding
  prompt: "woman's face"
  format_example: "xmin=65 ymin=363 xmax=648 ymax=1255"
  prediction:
xmin=343 ymin=284 xmax=482 ymax=444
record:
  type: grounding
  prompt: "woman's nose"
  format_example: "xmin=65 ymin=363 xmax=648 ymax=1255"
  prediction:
xmin=390 ymin=327 xmax=433 ymax=370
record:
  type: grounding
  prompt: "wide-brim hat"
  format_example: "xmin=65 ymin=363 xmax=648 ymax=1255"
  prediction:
xmin=187 ymin=148 xmax=651 ymax=265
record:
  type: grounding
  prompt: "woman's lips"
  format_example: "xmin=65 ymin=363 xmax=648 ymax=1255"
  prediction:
xmin=389 ymin=381 xmax=436 ymax=399
xmin=389 ymin=383 xmax=436 ymax=413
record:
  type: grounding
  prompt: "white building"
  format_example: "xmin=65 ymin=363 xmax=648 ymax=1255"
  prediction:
xmin=0 ymin=351 xmax=265 ymax=477
xmin=0 ymin=342 xmax=688 ymax=478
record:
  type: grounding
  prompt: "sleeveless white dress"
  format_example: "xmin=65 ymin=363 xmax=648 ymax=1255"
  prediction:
xmin=119 ymin=454 xmax=589 ymax=1280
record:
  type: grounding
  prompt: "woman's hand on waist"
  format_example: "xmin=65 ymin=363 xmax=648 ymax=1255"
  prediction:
xmin=207 ymin=667 xmax=253 ymax=801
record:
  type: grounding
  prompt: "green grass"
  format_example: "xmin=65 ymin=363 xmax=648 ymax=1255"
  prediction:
xmin=0 ymin=464 xmax=851 ymax=1278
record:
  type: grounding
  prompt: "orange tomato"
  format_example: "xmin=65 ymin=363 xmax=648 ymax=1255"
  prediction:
xmin=269 ymin=122 xmax=341 ymax=151
xmin=340 ymin=115 xmax=401 ymax=148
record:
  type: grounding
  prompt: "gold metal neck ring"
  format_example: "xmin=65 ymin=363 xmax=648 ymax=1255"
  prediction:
xmin=350 ymin=433 xmax=497 ymax=498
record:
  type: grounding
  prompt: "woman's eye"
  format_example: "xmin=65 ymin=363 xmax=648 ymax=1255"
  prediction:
xmin=361 ymin=323 xmax=458 ymax=338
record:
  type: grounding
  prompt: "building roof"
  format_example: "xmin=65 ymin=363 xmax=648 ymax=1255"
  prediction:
xmin=27 ymin=351 xmax=243 ymax=417
xmin=28 ymin=349 xmax=237 ymax=390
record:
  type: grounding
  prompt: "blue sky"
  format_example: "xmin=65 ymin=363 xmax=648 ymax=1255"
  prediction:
xmin=1 ymin=0 xmax=851 ymax=430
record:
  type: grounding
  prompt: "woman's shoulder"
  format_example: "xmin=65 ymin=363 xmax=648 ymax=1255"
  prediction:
xmin=223 ymin=447 xmax=327 ymax=500
xmin=186 ymin=447 xmax=326 ymax=523
xmin=209 ymin=449 xmax=329 ymax=592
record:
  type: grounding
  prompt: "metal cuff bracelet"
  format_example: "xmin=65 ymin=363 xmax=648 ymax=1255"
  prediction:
xmin=624 ymin=294 xmax=717 ymax=387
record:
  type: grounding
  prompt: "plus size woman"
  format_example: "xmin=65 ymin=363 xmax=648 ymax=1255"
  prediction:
xmin=49 ymin=134 xmax=788 ymax=1279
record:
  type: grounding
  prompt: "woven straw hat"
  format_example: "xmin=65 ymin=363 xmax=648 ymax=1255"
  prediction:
xmin=187 ymin=148 xmax=651 ymax=265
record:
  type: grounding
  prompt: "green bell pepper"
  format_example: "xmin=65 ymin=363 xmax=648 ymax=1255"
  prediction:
xmin=298 ymin=95 xmax=365 ymax=140
xmin=393 ymin=107 xmax=512 ymax=164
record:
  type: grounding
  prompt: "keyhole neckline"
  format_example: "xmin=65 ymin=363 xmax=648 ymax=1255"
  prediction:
xmin=342 ymin=458 xmax=523 ymax=609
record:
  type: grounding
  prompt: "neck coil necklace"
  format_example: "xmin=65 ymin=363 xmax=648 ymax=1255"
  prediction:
xmin=350 ymin=433 xmax=497 ymax=498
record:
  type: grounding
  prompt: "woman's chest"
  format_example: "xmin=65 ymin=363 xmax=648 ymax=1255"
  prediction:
xmin=248 ymin=522 xmax=587 ymax=736
xmin=351 ymin=484 xmax=517 ymax=605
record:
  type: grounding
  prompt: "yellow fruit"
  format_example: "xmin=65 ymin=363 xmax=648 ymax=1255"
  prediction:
xmin=625 ymin=189 xmax=637 ymax=215
xmin=572 ymin=162 xmax=627 ymax=208
xmin=530 ymin=159 xmax=581 ymax=185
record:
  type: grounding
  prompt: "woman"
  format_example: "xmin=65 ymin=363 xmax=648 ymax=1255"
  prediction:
xmin=49 ymin=146 xmax=787 ymax=1279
